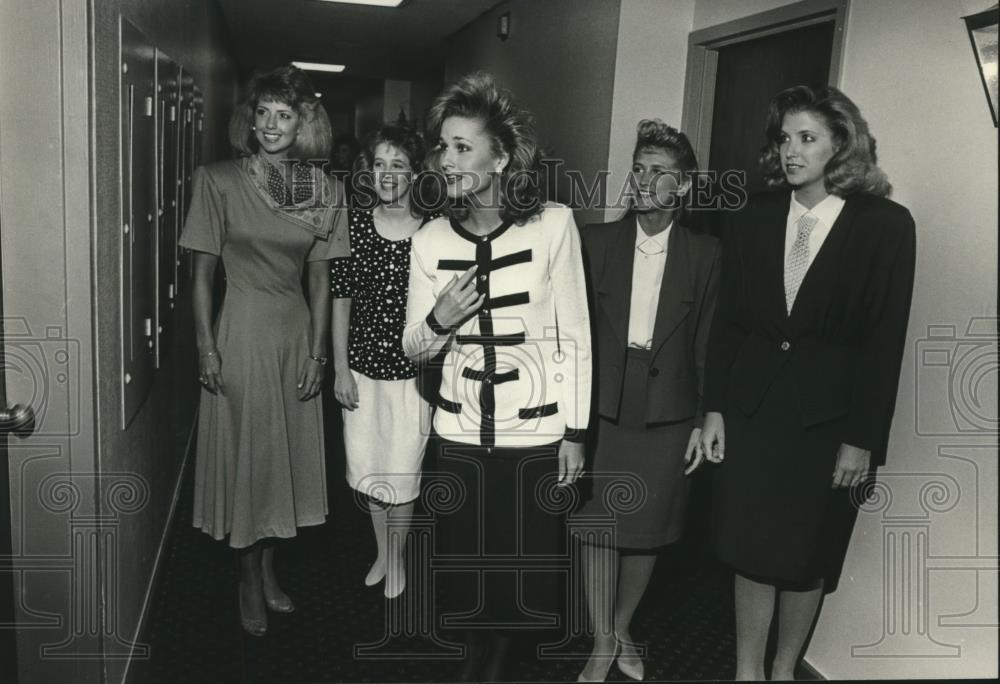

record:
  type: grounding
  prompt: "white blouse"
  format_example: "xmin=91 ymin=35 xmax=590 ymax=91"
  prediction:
xmin=627 ymin=220 xmax=672 ymax=349
xmin=402 ymin=204 xmax=592 ymax=448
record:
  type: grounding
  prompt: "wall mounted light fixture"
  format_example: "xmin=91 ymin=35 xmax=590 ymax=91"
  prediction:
xmin=963 ymin=4 xmax=999 ymax=127
xmin=497 ymin=12 xmax=511 ymax=41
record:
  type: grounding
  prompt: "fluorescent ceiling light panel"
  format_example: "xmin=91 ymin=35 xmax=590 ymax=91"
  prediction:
xmin=292 ymin=61 xmax=346 ymax=73
xmin=316 ymin=0 xmax=405 ymax=7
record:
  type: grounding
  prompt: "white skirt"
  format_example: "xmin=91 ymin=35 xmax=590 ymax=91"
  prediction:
xmin=343 ymin=371 xmax=432 ymax=504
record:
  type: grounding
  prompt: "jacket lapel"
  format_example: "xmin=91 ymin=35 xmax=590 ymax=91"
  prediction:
xmin=597 ymin=218 xmax=636 ymax=348
xmin=650 ymin=224 xmax=694 ymax=357
xmin=760 ymin=193 xmax=792 ymax=325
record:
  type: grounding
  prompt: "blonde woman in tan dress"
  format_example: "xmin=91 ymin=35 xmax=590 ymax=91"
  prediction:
xmin=180 ymin=65 xmax=348 ymax=637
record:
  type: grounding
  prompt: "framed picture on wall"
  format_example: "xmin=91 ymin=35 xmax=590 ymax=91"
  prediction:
xmin=964 ymin=5 xmax=999 ymax=127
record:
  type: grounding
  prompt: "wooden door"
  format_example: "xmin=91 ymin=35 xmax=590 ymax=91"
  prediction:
xmin=708 ymin=21 xmax=835 ymax=196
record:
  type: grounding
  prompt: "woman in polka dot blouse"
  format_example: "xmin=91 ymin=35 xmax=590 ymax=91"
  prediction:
xmin=330 ymin=125 xmax=433 ymax=599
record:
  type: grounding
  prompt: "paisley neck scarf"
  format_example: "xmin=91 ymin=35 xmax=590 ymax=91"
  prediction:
xmin=245 ymin=154 xmax=341 ymax=239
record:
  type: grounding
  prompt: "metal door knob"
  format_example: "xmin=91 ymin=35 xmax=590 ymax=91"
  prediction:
xmin=0 ymin=403 xmax=36 ymax=437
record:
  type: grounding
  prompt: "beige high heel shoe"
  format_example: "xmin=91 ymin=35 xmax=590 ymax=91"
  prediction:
xmin=616 ymin=632 xmax=644 ymax=681
xmin=576 ymin=641 xmax=620 ymax=682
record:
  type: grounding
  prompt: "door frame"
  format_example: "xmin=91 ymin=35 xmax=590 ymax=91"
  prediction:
xmin=680 ymin=0 xmax=849 ymax=168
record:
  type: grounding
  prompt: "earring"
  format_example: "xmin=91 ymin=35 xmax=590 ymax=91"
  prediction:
xmin=251 ymin=125 xmax=257 ymax=131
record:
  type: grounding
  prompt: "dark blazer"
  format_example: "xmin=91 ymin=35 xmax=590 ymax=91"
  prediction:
xmin=581 ymin=216 xmax=720 ymax=427
xmin=702 ymin=191 xmax=916 ymax=465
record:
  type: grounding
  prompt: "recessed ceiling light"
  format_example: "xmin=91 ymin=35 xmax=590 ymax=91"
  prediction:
xmin=315 ymin=0 xmax=405 ymax=7
xmin=292 ymin=61 xmax=346 ymax=73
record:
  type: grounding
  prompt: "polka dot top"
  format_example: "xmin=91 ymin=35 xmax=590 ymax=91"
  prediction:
xmin=330 ymin=209 xmax=420 ymax=380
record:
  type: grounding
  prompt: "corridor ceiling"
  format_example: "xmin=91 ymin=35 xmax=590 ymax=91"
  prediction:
xmin=217 ymin=0 xmax=506 ymax=79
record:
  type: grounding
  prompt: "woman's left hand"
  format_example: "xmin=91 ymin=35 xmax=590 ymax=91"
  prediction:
xmin=683 ymin=427 xmax=704 ymax=475
xmin=557 ymin=440 xmax=585 ymax=486
xmin=297 ymin=357 xmax=326 ymax=401
xmin=832 ymin=443 xmax=871 ymax=488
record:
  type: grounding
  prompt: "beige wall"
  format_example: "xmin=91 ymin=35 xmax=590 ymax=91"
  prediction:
xmin=605 ymin=0 xmax=696 ymax=221
xmin=90 ymin=1 xmax=238 ymax=683
xmin=815 ymin=0 xmax=997 ymax=676
xmin=673 ymin=0 xmax=998 ymax=678
xmin=444 ymin=0 xmax=622 ymax=225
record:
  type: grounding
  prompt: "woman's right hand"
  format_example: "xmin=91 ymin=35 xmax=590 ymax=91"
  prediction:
xmin=700 ymin=411 xmax=725 ymax=463
xmin=334 ymin=368 xmax=359 ymax=410
xmin=199 ymin=350 xmax=224 ymax=395
xmin=432 ymin=265 xmax=483 ymax=329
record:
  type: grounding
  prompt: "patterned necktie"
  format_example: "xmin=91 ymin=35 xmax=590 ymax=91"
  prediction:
xmin=784 ymin=212 xmax=819 ymax=314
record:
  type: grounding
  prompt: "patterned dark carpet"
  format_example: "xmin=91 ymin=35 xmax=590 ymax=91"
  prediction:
xmin=134 ymin=402 xmax=769 ymax=683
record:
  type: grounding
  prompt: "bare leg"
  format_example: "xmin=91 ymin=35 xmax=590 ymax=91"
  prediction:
xmin=458 ymin=630 xmax=488 ymax=682
xmin=365 ymin=499 xmax=388 ymax=586
xmin=614 ymin=551 xmax=657 ymax=679
xmin=261 ymin=541 xmax=294 ymax=612
xmin=770 ymin=581 xmax=824 ymax=680
xmin=734 ymin=573 xmax=775 ymax=680
xmin=238 ymin=542 xmax=267 ymax=636
xmin=481 ymin=630 xmax=512 ymax=682
xmin=384 ymin=500 xmax=413 ymax=599
xmin=578 ymin=539 xmax=619 ymax=682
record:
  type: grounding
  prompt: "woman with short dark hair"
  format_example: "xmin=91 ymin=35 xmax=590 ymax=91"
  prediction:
xmin=330 ymin=124 xmax=432 ymax=600
xmin=700 ymin=85 xmax=915 ymax=679
xmin=402 ymin=71 xmax=591 ymax=681
xmin=180 ymin=64 xmax=348 ymax=637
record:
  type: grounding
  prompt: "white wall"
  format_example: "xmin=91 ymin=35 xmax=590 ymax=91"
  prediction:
xmin=604 ymin=0 xmax=696 ymax=221
xmin=675 ymin=0 xmax=999 ymax=678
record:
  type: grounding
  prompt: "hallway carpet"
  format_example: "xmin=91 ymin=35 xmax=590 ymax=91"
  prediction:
xmin=136 ymin=402 xmax=786 ymax=682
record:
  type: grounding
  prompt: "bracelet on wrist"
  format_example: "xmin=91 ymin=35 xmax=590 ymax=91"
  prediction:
xmin=199 ymin=349 xmax=218 ymax=358
xmin=425 ymin=310 xmax=453 ymax=336
xmin=308 ymin=354 xmax=328 ymax=366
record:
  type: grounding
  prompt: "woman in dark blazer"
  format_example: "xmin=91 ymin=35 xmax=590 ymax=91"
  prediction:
xmin=699 ymin=85 xmax=916 ymax=680
xmin=574 ymin=120 xmax=719 ymax=682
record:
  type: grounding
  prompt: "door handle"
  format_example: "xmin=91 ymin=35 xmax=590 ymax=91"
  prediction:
xmin=0 ymin=403 xmax=35 ymax=437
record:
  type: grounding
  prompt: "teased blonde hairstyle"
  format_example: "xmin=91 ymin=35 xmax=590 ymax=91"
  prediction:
xmin=426 ymin=71 xmax=542 ymax=224
xmin=228 ymin=64 xmax=332 ymax=160
xmin=760 ymin=85 xmax=891 ymax=197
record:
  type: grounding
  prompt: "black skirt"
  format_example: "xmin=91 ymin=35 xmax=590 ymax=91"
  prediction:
xmin=573 ymin=348 xmax=693 ymax=549
xmin=428 ymin=433 xmax=573 ymax=631
xmin=711 ymin=362 xmax=862 ymax=590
